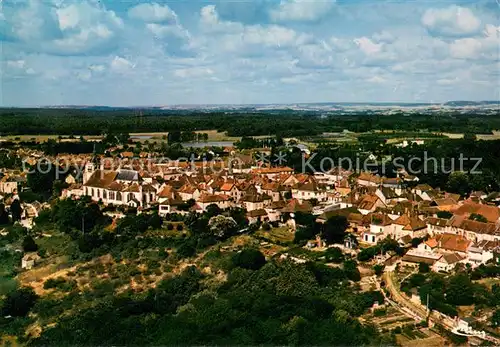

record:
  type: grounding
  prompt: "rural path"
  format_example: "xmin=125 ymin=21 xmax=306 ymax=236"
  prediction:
xmin=382 ymin=268 xmax=500 ymax=345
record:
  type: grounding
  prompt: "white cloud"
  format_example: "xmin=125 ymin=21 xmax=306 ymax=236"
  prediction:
xmin=128 ymin=3 xmax=178 ymax=23
xmin=422 ymin=6 xmax=481 ymax=37
xmin=146 ymin=23 xmax=189 ymax=39
xmin=354 ymin=37 xmax=382 ymax=55
xmin=270 ymin=0 xmax=335 ymax=22
xmin=111 ymin=56 xmax=135 ymax=72
xmin=437 ymin=77 xmax=459 ymax=85
xmin=197 ymin=5 xmax=313 ymax=54
xmin=3 ymin=0 xmax=124 ymax=55
xmin=174 ymin=67 xmax=214 ymax=78
xmin=366 ymin=75 xmax=386 ymax=83
xmin=449 ymin=25 xmax=499 ymax=60
xmin=89 ymin=64 xmax=106 ymax=73
xmin=7 ymin=60 xmax=26 ymax=69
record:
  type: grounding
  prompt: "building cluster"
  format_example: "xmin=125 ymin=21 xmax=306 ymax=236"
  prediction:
xmin=3 ymin=148 xmax=496 ymax=273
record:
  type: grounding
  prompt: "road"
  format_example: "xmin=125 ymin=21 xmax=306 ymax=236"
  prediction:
xmin=381 ymin=268 xmax=500 ymax=345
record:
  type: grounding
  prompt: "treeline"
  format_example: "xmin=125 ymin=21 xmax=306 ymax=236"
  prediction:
xmin=1 ymin=108 xmax=500 ymax=137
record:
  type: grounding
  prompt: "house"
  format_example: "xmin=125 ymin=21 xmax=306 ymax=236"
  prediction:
xmin=467 ymin=241 xmax=496 ymax=266
xmin=357 ymin=172 xmax=382 ymax=187
xmin=391 ymin=214 xmax=427 ymax=239
xmin=281 ymin=199 xmax=313 ymax=215
xmin=452 ymin=201 xmax=500 ymax=223
xmin=426 ymin=217 xmax=451 ymax=236
xmin=21 ymin=253 xmax=41 ymax=270
xmin=375 ymin=187 xmax=400 ymax=205
xmin=0 ymin=180 xmax=18 ymax=194
xmin=241 ymin=193 xmax=271 ymax=211
xmin=363 ymin=213 xmax=392 ymax=244
xmin=218 ymin=182 xmax=241 ymax=201
xmin=412 ymin=184 xmax=435 ymax=201
xmin=433 ymin=253 xmax=466 ymax=272
xmin=196 ymin=193 xmax=231 ymax=211
xmin=430 ymin=198 xmax=458 ymax=211
xmin=158 ymin=185 xmax=184 ymax=216
xmin=63 ymin=183 xmax=84 ymax=199
xmin=420 ymin=233 xmax=471 ymax=256
xmin=344 ymin=233 xmax=359 ymax=249
xmin=177 ymin=184 xmax=201 ymax=201
xmin=261 ymin=182 xmax=288 ymax=202
xmin=247 ymin=209 xmax=268 ymax=224
xmin=292 ymin=180 xmax=327 ymax=203
xmin=336 ymin=179 xmax=351 ymax=196
xmin=83 ymin=165 xmax=158 ymax=208
xmin=401 ymin=250 xmax=442 ymax=268
xmin=357 ymin=195 xmax=385 ymax=215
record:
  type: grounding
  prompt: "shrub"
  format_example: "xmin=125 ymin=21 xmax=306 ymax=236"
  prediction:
xmin=1 ymin=287 xmax=38 ymax=317
xmin=22 ymin=235 xmax=38 ymax=252
xmin=166 ymin=223 xmax=174 ymax=231
xmin=176 ymin=224 xmax=184 ymax=231
xmin=232 ymin=249 xmax=266 ymax=270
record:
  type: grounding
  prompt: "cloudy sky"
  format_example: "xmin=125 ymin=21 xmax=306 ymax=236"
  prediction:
xmin=1 ymin=0 xmax=499 ymax=106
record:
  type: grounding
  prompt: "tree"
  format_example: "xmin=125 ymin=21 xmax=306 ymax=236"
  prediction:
xmin=324 ymin=247 xmax=344 ymax=263
xmin=492 ymin=309 xmax=500 ymax=327
xmin=0 ymin=203 xmax=10 ymax=225
xmin=149 ymin=213 xmax=163 ymax=229
xmin=436 ymin=211 xmax=453 ymax=219
xmin=10 ymin=199 xmax=22 ymax=222
xmin=206 ymin=204 xmax=222 ymax=218
xmin=208 ymin=215 xmax=237 ymax=239
xmin=167 ymin=130 xmax=182 ymax=144
xmin=418 ymin=262 xmax=430 ymax=273
xmin=373 ymin=264 xmax=385 ymax=276
xmin=469 ymin=213 xmax=488 ymax=223
xmin=232 ymin=249 xmax=266 ymax=270
xmin=1 ymin=287 xmax=38 ymax=317
xmin=446 ymin=172 xmax=470 ymax=197
xmin=22 ymin=235 xmax=38 ymax=252
xmin=446 ymin=274 xmax=474 ymax=306
xmin=343 ymin=260 xmax=361 ymax=282
xmin=322 ymin=216 xmax=348 ymax=245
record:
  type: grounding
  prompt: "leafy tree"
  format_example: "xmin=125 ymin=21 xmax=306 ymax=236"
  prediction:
xmin=0 ymin=203 xmax=10 ymax=225
xmin=208 ymin=215 xmax=237 ymax=239
xmin=492 ymin=309 xmax=500 ymax=327
xmin=373 ymin=264 xmax=385 ymax=276
xmin=343 ymin=260 xmax=361 ymax=282
xmin=27 ymin=164 xmax=57 ymax=195
xmin=446 ymin=274 xmax=475 ymax=306
xmin=205 ymin=204 xmax=222 ymax=218
xmin=148 ymin=213 xmax=163 ymax=229
xmin=324 ymin=247 xmax=344 ymax=263
xmin=419 ymin=262 xmax=430 ymax=273
xmin=469 ymin=213 xmax=488 ymax=223
xmin=1 ymin=287 xmax=38 ymax=317
xmin=232 ymin=249 xmax=266 ymax=270
xmin=10 ymin=199 xmax=22 ymax=222
xmin=167 ymin=130 xmax=182 ymax=144
xmin=322 ymin=216 xmax=348 ymax=244
xmin=436 ymin=211 xmax=453 ymax=219
xmin=22 ymin=235 xmax=38 ymax=252
xmin=446 ymin=172 xmax=470 ymax=197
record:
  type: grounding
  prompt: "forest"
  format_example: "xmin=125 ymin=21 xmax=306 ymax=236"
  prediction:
xmin=0 ymin=198 xmax=394 ymax=346
xmin=1 ymin=108 xmax=499 ymax=137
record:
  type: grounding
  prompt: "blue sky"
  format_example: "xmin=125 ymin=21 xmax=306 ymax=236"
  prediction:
xmin=1 ymin=0 xmax=499 ymax=106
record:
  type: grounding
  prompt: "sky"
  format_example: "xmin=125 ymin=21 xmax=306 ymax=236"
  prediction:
xmin=1 ymin=0 xmax=499 ymax=106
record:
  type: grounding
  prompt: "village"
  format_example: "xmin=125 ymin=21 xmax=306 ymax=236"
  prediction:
xmin=1 ymin=142 xmax=500 ymax=346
